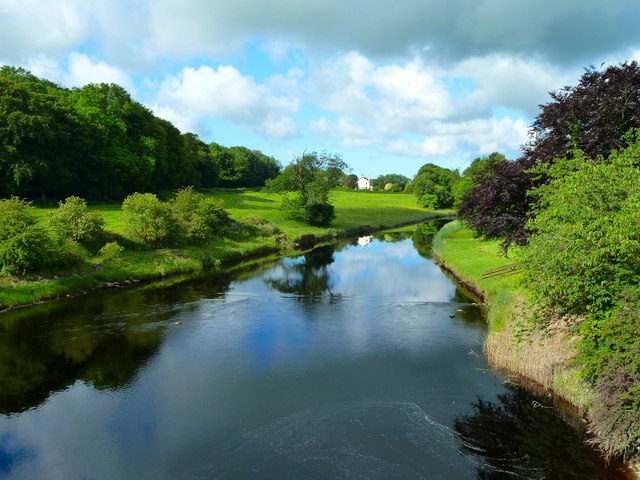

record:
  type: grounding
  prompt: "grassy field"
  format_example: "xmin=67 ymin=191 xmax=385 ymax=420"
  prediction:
xmin=214 ymin=189 xmax=449 ymax=236
xmin=2 ymin=189 xmax=449 ymax=309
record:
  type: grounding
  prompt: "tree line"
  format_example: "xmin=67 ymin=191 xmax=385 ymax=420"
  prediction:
xmin=0 ymin=66 xmax=281 ymax=200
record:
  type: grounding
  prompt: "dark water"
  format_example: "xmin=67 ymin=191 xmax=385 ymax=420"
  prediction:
xmin=0 ymin=227 xmax=625 ymax=479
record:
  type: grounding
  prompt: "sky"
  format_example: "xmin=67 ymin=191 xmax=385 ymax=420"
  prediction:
xmin=1 ymin=0 xmax=640 ymax=178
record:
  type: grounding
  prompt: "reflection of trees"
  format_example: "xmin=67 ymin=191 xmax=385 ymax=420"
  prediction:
xmin=0 ymin=272 xmax=233 ymax=414
xmin=411 ymin=221 xmax=447 ymax=259
xmin=265 ymin=245 xmax=340 ymax=301
xmin=454 ymin=386 xmax=607 ymax=479
xmin=375 ymin=231 xmax=405 ymax=243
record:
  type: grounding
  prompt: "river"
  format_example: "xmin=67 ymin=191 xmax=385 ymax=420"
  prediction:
xmin=0 ymin=225 xmax=626 ymax=479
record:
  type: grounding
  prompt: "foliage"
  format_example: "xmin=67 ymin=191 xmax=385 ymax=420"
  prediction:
xmin=523 ymin=141 xmax=640 ymax=317
xmin=577 ymin=288 xmax=640 ymax=459
xmin=264 ymin=164 xmax=296 ymax=192
xmin=0 ymin=67 xmax=280 ymax=200
xmin=457 ymin=158 xmax=533 ymax=249
xmin=282 ymin=151 xmax=348 ymax=226
xmin=122 ymin=193 xmax=174 ymax=245
xmin=453 ymin=152 xmax=507 ymax=205
xmin=0 ymin=197 xmax=52 ymax=274
xmin=340 ymin=173 xmax=358 ymax=190
xmin=460 ymin=61 xmax=640 ymax=246
xmin=371 ymin=174 xmax=410 ymax=191
xmin=99 ymin=241 xmax=124 ymax=264
xmin=383 ymin=182 xmax=402 ymax=192
xmin=413 ymin=163 xmax=459 ymax=209
xmin=212 ymin=144 xmax=281 ymax=188
xmin=171 ymin=186 xmax=227 ymax=241
xmin=48 ymin=196 xmax=105 ymax=248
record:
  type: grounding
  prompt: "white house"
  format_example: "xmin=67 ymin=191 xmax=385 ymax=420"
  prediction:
xmin=357 ymin=176 xmax=372 ymax=190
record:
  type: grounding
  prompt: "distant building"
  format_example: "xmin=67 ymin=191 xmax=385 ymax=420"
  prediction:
xmin=357 ymin=176 xmax=372 ymax=190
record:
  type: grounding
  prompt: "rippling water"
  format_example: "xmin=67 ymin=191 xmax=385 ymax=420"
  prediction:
xmin=0 ymin=229 xmax=626 ymax=479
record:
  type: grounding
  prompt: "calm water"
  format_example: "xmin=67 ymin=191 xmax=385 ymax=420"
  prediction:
xmin=0 ymin=228 xmax=624 ymax=479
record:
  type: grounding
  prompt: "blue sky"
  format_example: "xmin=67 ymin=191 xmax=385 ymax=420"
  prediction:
xmin=2 ymin=0 xmax=640 ymax=178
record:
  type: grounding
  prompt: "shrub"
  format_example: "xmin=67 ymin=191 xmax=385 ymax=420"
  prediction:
xmin=171 ymin=187 xmax=208 ymax=241
xmin=171 ymin=187 xmax=228 ymax=242
xmin=122 ymin=193 xmax=174 ymax=245
xmin=48 ymin=196 xmax=105 ymax=248
xmin=0 ymin=197 xmax=53 ymax=274
xmin=99 ymin=241 xmax=124 ymax=264
xmin=305 ymin=202 xmax=335 ymax=226
xmin=580 ymin=288 xmax=640 ymax=459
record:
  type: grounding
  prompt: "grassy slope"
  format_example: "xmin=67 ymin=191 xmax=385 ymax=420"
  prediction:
xmin=1 ymin=190 xmax=447 ymax=309
xmin=215 ymin=189 xmax=449 ymax=236
xmin=432 ymin=221 xmax=595 ymax=411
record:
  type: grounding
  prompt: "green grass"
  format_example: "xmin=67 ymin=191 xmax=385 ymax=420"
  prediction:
xmin=432 ymin=220 xmax=527 ymax=331
xmin=1 ymin=189 xmax=449 ymax=309
xmin=214 ymin=189 xmax=445 ymax=237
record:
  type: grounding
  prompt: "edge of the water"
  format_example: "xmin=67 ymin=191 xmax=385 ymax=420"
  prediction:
xmin=433 ymin=223 xmax=640 ymax=480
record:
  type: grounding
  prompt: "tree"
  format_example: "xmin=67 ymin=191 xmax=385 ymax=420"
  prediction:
xmin=412 ymin=163 xmax=459 ymax=209
xmin=453 ymin=152 xmax=507 ymax=205
xmin=457 ymin=157 xmax=533 ymax=248
xmin=212 ymin=144 xmax=281 ymax=188
xmin=0 ymin=67 xmax=65 ymax=198
xmin=459 ymin=61 xmax=640 ymax=246
xmin=340 ymin=173 xmax=358 ymax=190
xmin=524 ymin=138 xmax=640 ymax=316
xmin=371 ymin=173 xmax=410 ymax=191
xmin=282 ymin=151 xmax=348 ymax=226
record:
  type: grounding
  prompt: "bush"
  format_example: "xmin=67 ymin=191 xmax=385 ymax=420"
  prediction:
xmin=171 ymin=187 xmax=208 ymax=241
xmin=122 ymin=193 xmax=174 ymax=245
xmin=171 ymin=187 xmax=228 ymax=242
xmin=580 ymin=288 xmax=640 ymax=458
xmin=48 ymin=196 xmax=105 ymax=248
xmin=99 ymin=241 xmax=124 ymax=264
xmin=0 ymin=197 xmax=53 ymax=274
xmin=305 ymin=202 xmax=335 ymax=226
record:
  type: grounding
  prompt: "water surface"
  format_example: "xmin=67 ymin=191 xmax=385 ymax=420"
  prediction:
xmin=0 ymin=229 xmax=624 ymax=479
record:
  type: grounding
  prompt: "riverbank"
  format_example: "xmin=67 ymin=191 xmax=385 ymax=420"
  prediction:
xmin=0 ymin=190 xmax=452 ymax=312
xmin=432 ymin=221 xmax=639 ymax=478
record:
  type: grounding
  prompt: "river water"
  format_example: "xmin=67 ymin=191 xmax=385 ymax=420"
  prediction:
xmin=0 ymin=226 xmax=626 ymax=479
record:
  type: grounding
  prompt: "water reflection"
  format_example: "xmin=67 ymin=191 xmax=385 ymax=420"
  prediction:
xmin=264 ymin=245 xmax=339 ymax=301
xmin=454 ymin=386 xmax=619 ymax=479
xmin=0 ymin=274 xmax=233 ymax=414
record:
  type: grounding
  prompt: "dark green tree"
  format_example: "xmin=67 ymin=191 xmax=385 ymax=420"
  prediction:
xmin=413 ymin=163 xmax=459 ymax=209
xmin=282 ymin=151 xmax=348 ymax=226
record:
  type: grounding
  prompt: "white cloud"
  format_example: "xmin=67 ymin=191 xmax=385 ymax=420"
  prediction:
xmin=385 ymin=117 xmax=528 ymax=159
xmin=453 ymin=55 xmax=577 ymax=117
xmin=26 ymin=53 xmax=135 ymax=92
xmin=308 ymin=53 xmax=454 ymax=137
xmin=0 ymin=0 xmax=90 ymax=62
xmin=153 ymin=65 xmax=300 ymax=139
